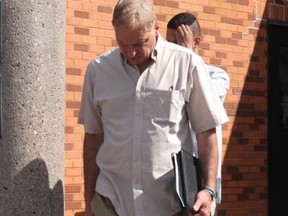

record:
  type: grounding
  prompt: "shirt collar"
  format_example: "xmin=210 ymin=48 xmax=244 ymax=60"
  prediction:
xmin=153 ymin=33 xmax=165 ymax=60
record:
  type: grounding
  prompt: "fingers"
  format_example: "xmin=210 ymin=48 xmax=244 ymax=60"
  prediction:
xmin=177 ymin=25 xmax=192 ymax=35
xmin=191 ymin=190 xmax=213 ymax=216
xmin=176 ymin=25 xmax=194 ymax=49
xmin=192 ymin=199 xmax=201 ymax=214
xmin=191 ymin=208 xmax=209 ymax=216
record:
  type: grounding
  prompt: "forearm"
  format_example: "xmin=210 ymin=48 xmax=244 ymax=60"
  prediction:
xmin=197 ymin=128 xmax=218 ymax=190
xmin=83 ymin=133 xmax=104 ymax=206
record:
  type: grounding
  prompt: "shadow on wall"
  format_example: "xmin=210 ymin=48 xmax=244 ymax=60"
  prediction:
xmin=219 ymin=4 xmax=269 ymax=216
xmin=0 ymin=158 xmax=64 ymax=216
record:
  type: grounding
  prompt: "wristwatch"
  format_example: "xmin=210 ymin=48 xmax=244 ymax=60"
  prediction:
xmin=203 ymin=185 xmax=216 ymax=200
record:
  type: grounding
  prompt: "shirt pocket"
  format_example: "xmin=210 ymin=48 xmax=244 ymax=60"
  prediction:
xmin=144 ymin=89 xmax=185 ymax=124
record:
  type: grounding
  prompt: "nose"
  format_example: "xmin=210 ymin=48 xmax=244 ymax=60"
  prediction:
xmin=126 ymin=45 xmax=137 ymax=57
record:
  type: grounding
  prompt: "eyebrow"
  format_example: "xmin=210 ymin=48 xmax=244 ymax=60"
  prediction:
xmin=119 ymin=38 xmax=149 ymax=46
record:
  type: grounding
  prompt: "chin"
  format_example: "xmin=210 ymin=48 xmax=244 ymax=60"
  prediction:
xmin=129 ymin=58 xmax=144 ymax=65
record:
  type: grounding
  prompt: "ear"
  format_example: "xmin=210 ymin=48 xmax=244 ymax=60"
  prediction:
xmin=194 ymin=36 xmax=201 ymax=47
xmin=153 ymin=22 xmax=160 ymax=36
xmin=154 ymin=21 xmax=160 ymax=31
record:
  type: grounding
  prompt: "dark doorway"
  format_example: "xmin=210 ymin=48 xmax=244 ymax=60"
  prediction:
xmin=267 ymin=21 xmax=288 ymax=216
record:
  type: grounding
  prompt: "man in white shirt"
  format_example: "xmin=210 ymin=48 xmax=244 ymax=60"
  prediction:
xmin=166 ymin=12 xmax=230 ymax=216
xmin=78 ymin=1 xmax=229 ymax=216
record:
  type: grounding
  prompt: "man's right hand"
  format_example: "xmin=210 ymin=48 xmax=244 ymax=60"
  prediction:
xmin=176 ymin=24 xmax=194 ymax=50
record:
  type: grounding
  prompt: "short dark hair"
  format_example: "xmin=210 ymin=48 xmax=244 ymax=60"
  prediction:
xmin=167 ymin=12 xmax=201 ymax=37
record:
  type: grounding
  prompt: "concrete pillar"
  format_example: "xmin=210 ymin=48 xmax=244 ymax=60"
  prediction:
xmin=0 ymin=0 xmax=65 ymax=215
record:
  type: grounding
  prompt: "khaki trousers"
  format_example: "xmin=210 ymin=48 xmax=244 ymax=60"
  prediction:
xmin=91 ymin=192 xmax=196 ymax=216
xmin=91 ymin=193 xmax=118 ymax=216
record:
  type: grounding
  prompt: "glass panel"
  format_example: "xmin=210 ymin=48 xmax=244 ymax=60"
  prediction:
xmin=279 ymin=47 xmax=288 ymax=129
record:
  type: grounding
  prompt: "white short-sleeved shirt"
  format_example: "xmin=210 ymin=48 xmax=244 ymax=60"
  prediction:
xmin=78 ymin=34 xmax=229 ymax=216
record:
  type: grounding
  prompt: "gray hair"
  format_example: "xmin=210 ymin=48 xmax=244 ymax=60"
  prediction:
xmin=112 ymin=0 xmax=156 ymax=31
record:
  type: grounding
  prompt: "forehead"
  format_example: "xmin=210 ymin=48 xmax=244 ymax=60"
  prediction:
xmin=115 ymin=26 xmax=151 ymax=44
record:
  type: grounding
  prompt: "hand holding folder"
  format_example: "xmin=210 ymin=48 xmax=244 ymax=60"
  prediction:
xmin=171 ymin=149 xmax=202 ymax=210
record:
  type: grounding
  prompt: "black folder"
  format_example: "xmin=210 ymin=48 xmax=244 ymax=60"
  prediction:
xmin=171 ymin=149 xmax=202 ymax=210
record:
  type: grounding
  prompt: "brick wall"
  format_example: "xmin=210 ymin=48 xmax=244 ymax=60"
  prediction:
xmin=65 ymin=0 xmax=288 ymax=215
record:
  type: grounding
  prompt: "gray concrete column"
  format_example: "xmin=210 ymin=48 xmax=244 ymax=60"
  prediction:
xmin=0 ymin=0 xmax=65 ymax=215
